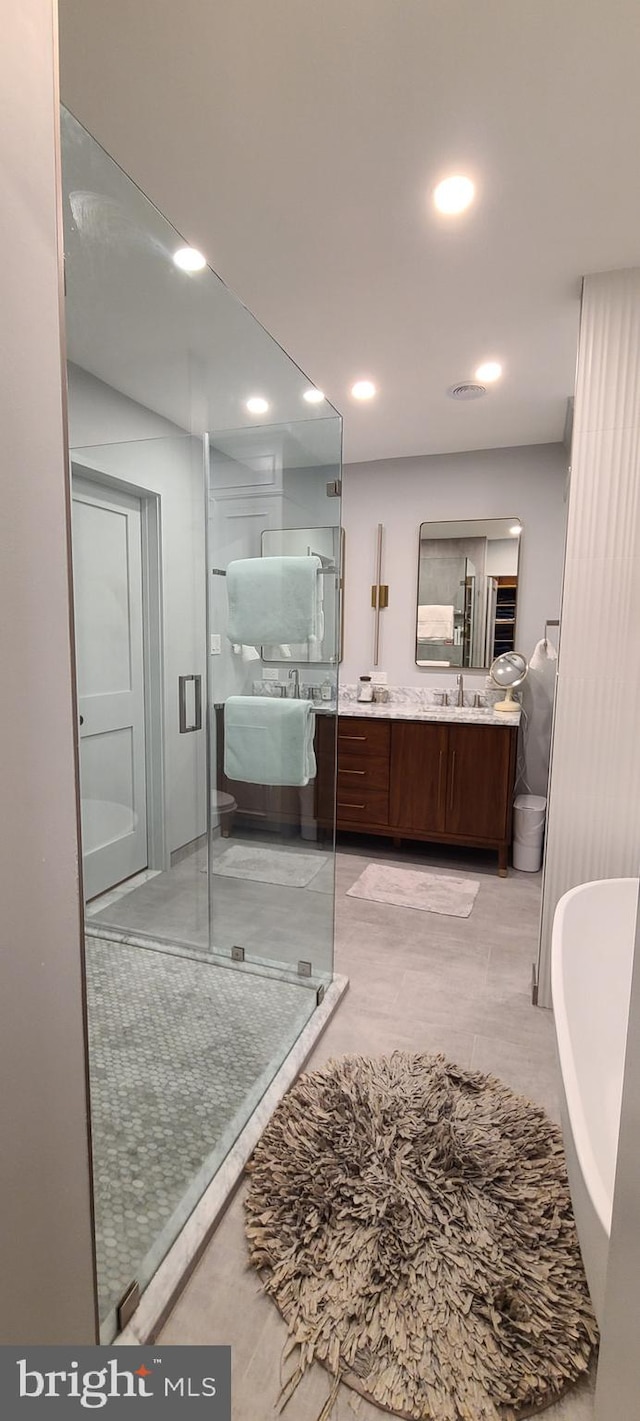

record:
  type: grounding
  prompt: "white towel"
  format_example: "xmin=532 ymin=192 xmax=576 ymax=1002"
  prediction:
xmin=418 ymin=604 xmax=455 ymax=641
xmin=224 ymin=696 xmax=316 ymax=786
xmin=521 ymin=638 xmax=558 ymax=794
xmin=226 ymin=555 xmax=321 ymax=647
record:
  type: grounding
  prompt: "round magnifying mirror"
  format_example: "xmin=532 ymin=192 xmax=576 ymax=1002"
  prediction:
xmin=490 ymin=651 xmax=528 ymax=713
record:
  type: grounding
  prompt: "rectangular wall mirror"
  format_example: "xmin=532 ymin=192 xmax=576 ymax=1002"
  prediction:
xmin=261 ymin=526 xmax=343 ymax=663
xmin=416 ymin=517 xmax=522 ymax=670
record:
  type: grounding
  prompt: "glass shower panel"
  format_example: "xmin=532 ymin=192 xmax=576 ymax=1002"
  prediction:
xmin=207 ymin=419 xmax=341 ymax=986
xmin=61 ymin=104 xmax=341 ymax=1342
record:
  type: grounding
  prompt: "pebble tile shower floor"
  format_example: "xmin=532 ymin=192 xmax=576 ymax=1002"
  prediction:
xmin=85 ymin=936 xmax=315 ymax=1323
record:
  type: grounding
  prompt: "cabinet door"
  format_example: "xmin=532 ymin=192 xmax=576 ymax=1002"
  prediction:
xmin=315 ymin=713 xmax=337 ymax=827
xmin=445 ymin=725 xmax=512 ymax=841
xmin=390 ymin=722 xmax=447 ymax=834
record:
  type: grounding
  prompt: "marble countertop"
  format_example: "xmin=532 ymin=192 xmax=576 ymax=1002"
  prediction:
xmin=336 ymin=700 xmax=521 ymax=727
xmin=253 ymin=685 xmax=520 ymax=727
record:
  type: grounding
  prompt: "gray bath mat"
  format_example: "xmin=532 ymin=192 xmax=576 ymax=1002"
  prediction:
xmin=212 ymin=844 xmax=328 ymax=889
xmin=245 ymin=1052 xmax=597 ymax=1420
xmin=346 ymin=862 xmax=480 ymax=917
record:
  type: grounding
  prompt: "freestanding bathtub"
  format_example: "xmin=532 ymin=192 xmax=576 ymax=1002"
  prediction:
xmin=551 ymin=876 xmax=638 ymax=1323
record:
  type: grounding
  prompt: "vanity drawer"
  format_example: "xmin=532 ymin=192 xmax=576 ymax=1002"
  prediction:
xmin=337 ymin=786 xmax=390 ymax=826
xmin=337 ymin=718 xmax=391 ymax=757
xmin=338 ymin=751 xmax=390 ymax=790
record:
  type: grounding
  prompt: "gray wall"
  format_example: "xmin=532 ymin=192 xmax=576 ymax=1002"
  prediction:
xmin=342 ymin=443 xmax=568 ymax=793
xmin=342 ymin=443 xmax=567 ymax=681
xmin=0 ymin=1 xmax=96 ymax=1341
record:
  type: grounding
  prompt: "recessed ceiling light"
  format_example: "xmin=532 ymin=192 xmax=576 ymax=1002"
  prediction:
xmin=303 ymin=388 xmax=325 ymax=404
xmin=351 ymin=380 xmax=376 ymax=401
xmin=433 ymin=175 xmax=475 ymax=215
xmin=475 ymin=360 xmax=502 ymax=383
xmin=509 ymin=524 xmax=522 ymax=537
xmin=246 ymin=396 xmax=270 ymax=415
xmin=173 ymin=245 xmax=207 ymax=272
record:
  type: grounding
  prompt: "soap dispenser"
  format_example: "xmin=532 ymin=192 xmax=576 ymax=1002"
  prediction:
xmin=357 ymin=675 xmax=374 ymax=703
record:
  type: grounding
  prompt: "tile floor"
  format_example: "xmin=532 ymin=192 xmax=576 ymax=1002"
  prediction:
xmin=159 ymin=838 xmax=597 ymax=1420
xmin=90 ymin=833 xmax=335 ymax=977
xmin=86 ymin=937 xmax=315 ymax=1332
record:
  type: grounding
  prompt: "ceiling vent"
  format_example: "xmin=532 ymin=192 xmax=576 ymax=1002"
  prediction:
xmin=448 ymin=382 xmax=487 ymax=400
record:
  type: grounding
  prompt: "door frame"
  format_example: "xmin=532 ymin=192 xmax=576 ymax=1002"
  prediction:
xmin=71 ymin=461 xmax=168 ymax=878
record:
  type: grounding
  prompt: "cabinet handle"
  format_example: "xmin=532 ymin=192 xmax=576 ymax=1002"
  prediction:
xmin=339 ymin=734 xmax=367 ymax=741
xmin=438 ymin=749 xmax=444 ymax=810
xmin=449 ymin=750 xmax=457 ymax=811
xmin=338 ymin=802 xmax=366 ymax=810
xmin=340 ymin=768 xmax=366 ymax=776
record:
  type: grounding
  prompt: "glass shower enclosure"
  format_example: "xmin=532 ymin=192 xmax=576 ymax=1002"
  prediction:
xmin=61 ymin=108 xmax=341 ymax=1340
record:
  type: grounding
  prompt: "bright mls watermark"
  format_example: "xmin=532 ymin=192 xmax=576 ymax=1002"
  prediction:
xmin=0 ymin=1348 xmax=230 ymax=1415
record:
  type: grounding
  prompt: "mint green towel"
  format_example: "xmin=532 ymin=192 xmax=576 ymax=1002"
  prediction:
xmin=224 ymin=697 xmax=317 ymax=787
xmin=226 ymin=555 xmax=321 ymax=647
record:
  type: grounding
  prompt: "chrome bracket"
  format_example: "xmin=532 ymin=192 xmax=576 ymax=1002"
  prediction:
xmin=326 ymin=480 xmax=342 ymax=498
xmin=297 ymin=960 xmax=312 ymax=978
xmin=116 ymin=1279 xmax=140 ymax=1332
xmin=316 ymin=984 xmax=325 ymax=1006
xmin=231 ymin=945 xmax=245 ymax=963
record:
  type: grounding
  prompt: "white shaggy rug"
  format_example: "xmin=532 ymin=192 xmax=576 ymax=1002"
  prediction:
xmin=245 ymin=1052 xmax=597 ymax=1420
xmin=211 ymin=844 xmax=328 ymax=889
xmin=346 ymin=862 xmax=480 ymax=918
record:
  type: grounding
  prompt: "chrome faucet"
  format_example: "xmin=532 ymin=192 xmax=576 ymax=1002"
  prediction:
xmin=456 ymin=672 xmax=464 ymax=707
xmin=288 ymin=668 xmax=300 ymax=698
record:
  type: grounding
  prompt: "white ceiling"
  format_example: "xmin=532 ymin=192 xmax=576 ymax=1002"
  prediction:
xmin=59 ymin=0 xmax=640 ymax=463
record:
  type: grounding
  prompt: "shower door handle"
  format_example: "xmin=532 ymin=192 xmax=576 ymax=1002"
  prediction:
xmin=178 ymin=674 xmax=202 ymax=733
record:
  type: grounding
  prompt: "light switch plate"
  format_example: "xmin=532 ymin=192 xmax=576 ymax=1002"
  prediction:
xmin=210 ymin=633 xmax=221 ymax=655
xmin=371 ymin=670 xmax=388 ymax=685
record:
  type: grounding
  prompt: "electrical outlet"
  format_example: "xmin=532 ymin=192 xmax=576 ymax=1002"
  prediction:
xmin=210 ymin=633 xmax=221 ymax=655
xmin=262 ymin=667 xmax=279 ymax=680
xmin=371 ymin=670 xmax=388 ymax=685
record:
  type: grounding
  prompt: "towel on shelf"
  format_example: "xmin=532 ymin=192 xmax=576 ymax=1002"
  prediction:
xmin=418 ymin=604 xmax=455 ymax=641
xmin=231 ymin=643 xmax=261 ymax=662
xmin=417 ymin=659 xmax=451 ymax=667
xmin=226 ymin=555 xmax=321 ymax=648
xmin=224 ymin=696 xmax=316 ymax=786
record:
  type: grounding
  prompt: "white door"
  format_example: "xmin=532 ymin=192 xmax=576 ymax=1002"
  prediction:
xmin=72 ymin=477 xmax=148 ymax=899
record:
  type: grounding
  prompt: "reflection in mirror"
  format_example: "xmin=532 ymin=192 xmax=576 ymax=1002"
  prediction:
xmin=416 ymin=518 xmax=522 ymax=670
xmin=260 ymin=527 xmax=343 ymax=664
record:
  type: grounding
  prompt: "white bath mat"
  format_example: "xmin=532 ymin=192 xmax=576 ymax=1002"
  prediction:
xmin=346 ymin=863 xmax=480 ymax=918
xmin=212 ymin=845 xmax=328 ymax=889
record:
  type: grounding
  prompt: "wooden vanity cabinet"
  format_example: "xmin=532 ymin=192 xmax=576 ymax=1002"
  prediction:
xmin=338 ymin=715 xmax=518 ymax=874
xmin=444 ymin=723 xmax=514 ymax=843
xmin=389 ymin=723 xmax=447 ymax=835
xmin=336 ymin=718 xmax=391 ymax=827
